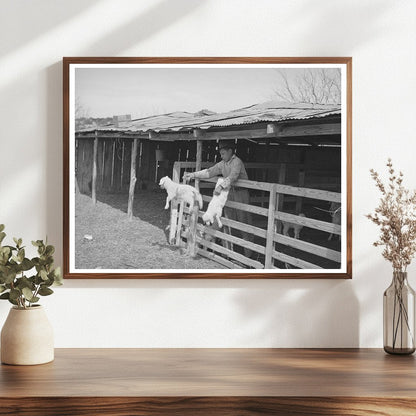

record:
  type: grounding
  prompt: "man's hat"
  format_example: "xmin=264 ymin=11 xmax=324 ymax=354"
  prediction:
xmin=218 ymin=141 xmax=235 ymax=151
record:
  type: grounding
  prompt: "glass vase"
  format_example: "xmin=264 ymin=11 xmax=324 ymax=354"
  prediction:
xmin=383 ymin=271 xmax=415 ymax=355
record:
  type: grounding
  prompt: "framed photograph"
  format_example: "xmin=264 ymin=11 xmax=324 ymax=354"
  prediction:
xmin=63 ymin=57 xmax=352 ymax=279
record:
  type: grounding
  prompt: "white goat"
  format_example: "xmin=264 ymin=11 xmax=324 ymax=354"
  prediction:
xmin=275 ymin=213 xmax=306 ymax=240
xmin=159 ymin=176 xmax=203 ymax=210
xmin=328 ymin=202 xmax=341 ymax=241
xmin=202 ymin=178 xmax=229 ymax=228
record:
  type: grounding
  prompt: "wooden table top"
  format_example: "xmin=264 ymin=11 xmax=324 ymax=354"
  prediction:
xmin=1 ymin=348 xmax=415 ymax=398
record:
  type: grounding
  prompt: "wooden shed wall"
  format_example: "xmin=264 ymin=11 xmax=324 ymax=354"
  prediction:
xmin=75 ymin=136 xmax=340 ymax=195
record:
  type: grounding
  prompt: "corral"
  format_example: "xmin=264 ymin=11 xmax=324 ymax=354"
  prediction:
xmin=75 ymin=101 xmax=342 ymax=270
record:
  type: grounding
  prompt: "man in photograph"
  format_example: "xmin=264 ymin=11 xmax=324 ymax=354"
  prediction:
xmin=183 ymin=141 xmax=253 ymax=257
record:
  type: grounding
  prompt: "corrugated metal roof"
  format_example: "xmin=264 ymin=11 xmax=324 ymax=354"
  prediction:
xmin=77 ymin=101 xmax=341 ymax=133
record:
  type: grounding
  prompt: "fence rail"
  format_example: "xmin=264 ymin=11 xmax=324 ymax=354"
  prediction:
xmin=171 ymin=162 xmax=342 ymax=270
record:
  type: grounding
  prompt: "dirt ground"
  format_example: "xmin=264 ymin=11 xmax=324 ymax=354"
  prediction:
xmin=75 ymin=189 xmax=341 ymax=270
xmin=75 ymin=190 xmax=226 ymax=270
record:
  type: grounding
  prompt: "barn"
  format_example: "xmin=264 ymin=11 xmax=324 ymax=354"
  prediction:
xmin=75 ymin=101 xmax=342 ymax=270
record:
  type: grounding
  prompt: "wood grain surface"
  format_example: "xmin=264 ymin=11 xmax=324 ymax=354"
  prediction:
xmin=1 ymin=348 xmax=415 ymax=415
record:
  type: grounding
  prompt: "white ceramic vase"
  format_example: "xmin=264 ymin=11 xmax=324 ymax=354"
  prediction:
xmin=1 ymin=305 xmax=54 ymax=365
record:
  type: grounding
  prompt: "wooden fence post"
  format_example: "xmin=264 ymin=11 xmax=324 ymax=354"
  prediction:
xmin=168 ymin=208 xmax=178 ymax=245
xmin=168 ymin=163 xmax=181 ymax=245
xmin=101 ymin=140 xmax=106 ymax=188
xmin=175 ymin=203 xmax=185 ymax=246
xmin=296 ymin=170 xmax=305 ymax=214
xmin=194 ymin=137 xmax=202 ymax=191
xmin=120 ymin=141 xmax=125 ymax=190
xmin=127 ymin=139 xmax=138 ymax=220
xmin=187 ymin=204 xmax=199 ymax=257
xmin=172 ymin=162 xmax=180 ymax=183
xmin=111 ymin=140 xmax=116 ymax=189
xmin=187 ymin=136 xmax=202 ymax=256
xmin=277 ymin=163 xmax=286 ymax=212
xmin=265 ymin=184 xmax=277 ymax=268
xmin=92 ymin=130 xmax=98 ymax=205
xmin=175 ymin=178 xmax=186 ymax=246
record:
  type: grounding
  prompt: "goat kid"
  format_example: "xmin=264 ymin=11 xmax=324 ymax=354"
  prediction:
xmin=159 ymin=176 xmax=203 ymax=210
xmin=275 ymin=213 xmax=306 ymax=240
xmin=328 ymin=202 xmax=341 ymax=241
xmin=202 ymin=178 xmax=229 ymax=228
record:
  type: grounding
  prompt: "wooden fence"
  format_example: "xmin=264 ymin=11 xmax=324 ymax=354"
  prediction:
xmin=170 ymin=162 xmax=341 ymax=270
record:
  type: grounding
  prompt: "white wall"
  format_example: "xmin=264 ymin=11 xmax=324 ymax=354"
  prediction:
xmin=1 ymin=0 xmax=415 ymax=347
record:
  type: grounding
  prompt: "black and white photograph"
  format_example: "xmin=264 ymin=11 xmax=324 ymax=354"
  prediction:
xmin=64 ymin=58 xmax=351 ymax=278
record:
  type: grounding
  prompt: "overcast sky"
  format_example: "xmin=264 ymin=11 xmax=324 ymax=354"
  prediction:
xmin=75 ymin=66 xmax=340 ymax=119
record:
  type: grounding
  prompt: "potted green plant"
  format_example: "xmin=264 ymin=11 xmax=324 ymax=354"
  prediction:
xmin=0 ymin=224 xmax=63 ymax=365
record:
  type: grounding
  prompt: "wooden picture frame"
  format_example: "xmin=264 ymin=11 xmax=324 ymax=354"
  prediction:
xmin=63 ymin=57 xmax=352 ymax=279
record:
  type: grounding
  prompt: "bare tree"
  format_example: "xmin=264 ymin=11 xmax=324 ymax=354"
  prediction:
xmin=75 ymin=97 xmax=91 ymax=131
xmin=273 ymin=68 xmax=341 ymax=105
xmin=75 ymin=97 xmax=90 ymax=119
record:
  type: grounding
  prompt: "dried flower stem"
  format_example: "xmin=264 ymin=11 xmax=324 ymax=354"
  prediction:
xmin=366 ymin=159 xmax=416 ymax=272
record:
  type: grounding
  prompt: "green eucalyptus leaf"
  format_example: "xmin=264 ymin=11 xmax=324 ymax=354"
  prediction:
xmin=43 ymin=256 xmax=54 ymax=266
xmin=21 ymin=258 xmax=34 ymax=271
xmin=6 ymin=245 xmax=17 ymax=252
xmin=0 ymin=246 xmax=10 ymax=253
xmin=9 ymin=297 xmax=18 ymax=306
xmin=22 ymin=287 xmax=34 ymax=301
xmin=17 ymin=248 xmax=25 ymax=263
xmin=0 ymin=285 xmax=6 ymax=294
xmin=34 ymin=275 xmax=43 ymax=285
xmin=17 ymin=276 xmax=35 ymax=290
xmin=40 ymin=269 xmax=48 ymax=281
xmin=52 ymin=267 xmax=63 ymax=285
xmin=45 ymin=245 xmax=55 ymax=256
xmin=9 ymin=288 xmax=21 ymax=301
xmin=0 ymin=292 xmax=10 ymax=299
xmin=42 ymin=275 xmax=53 ymax=287
xmin=0 ymin=232 xmax=6 ymax=244
xmin=38 ymin=287 xmax=53 ymax=296
xmin=3 ymin=271 xmax=17 ymax=285
xmin=50 ymin=267 xmax=61 ymax=279
xmin=0 ymin=246 xmax=11 ymax=257
xmin=0 ymin=224 xmax=5 ymax=232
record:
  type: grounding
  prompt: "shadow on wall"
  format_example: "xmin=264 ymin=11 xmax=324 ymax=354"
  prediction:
xmin=0 ymin=0 xmax=101 ymax=56
xmin=1 ymin=0 xmax=204 ymax=57
xmin=354 ymin=247 xmax=397 ymax=348
xmin=0 ymin=302 xmax=10 ymax=330
xmin=288 ymin=0 xmax=394 ymax=52
xmin=58 ymin=277 xmax=359 ymax=348
xmin=83 ymin=0 xmax=205 ymax=55
xmin=44 ymin=0 xmax=205 ymax=264
xmin=233 ymin=280 xmax=359 ymax=348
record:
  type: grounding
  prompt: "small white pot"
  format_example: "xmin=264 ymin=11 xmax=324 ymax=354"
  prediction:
xmin=1 ymin=305 xmax=54 ymax=365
